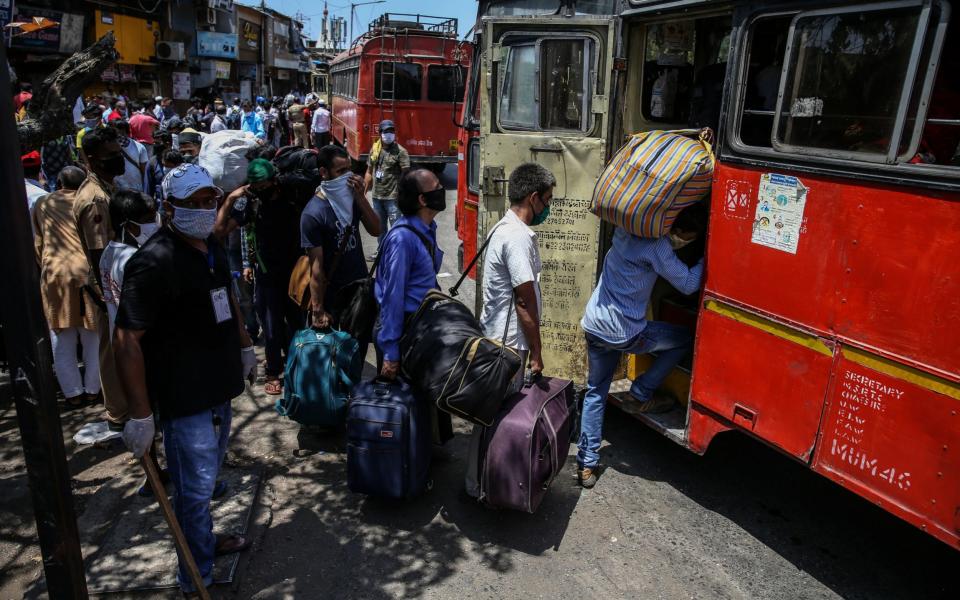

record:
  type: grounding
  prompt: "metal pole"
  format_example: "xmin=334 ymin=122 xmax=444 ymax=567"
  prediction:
xmin=0 ymin=43 xmax=88 ymax=598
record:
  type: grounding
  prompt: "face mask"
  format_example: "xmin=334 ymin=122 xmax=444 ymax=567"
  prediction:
xmin=182 ymin=153 xmax=198 ymax=164
xmin=668 ymin=232 xmax=694 ymax=250
xmin=531 ymin=204 xmax=551 ymax=226
xmin=171 ymin=206 xmax=217 ymax=240
xmin=102 ymin=155 xmax=126 ymax=178
xmin=422 ymin=187 xmax=446 ymax=212
xmin=320 ymin=172 xmax=354 ymax=227
xmin=126 ymin=217 xmax=161 ymax=246
xmin=381 ymin=132 xmax=396 ymax=145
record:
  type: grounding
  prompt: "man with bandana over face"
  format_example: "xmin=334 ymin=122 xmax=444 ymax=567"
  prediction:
xmin=214 ymin=158 xmax=303 ymax=395
xmin=114 ymin=163 xmax=256 ymax=597
xmin=74 ymin=126 xmax=129 ymax=429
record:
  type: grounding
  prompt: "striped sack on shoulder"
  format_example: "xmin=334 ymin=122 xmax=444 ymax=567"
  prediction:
xmin=590 ymin=130 xmax=714 ymax=238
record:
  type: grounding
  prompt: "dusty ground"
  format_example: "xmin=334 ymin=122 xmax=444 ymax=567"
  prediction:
xmin=2 ymin=167 xmax=959 ymax=599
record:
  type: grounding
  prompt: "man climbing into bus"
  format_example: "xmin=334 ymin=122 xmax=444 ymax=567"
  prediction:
xmin=576 ymin=202 xmax=708 ymax=488
xmin=465 ymin=162 xmax=554 ymax=498
xmin=365 ymin=120 xmax=410 ymax=260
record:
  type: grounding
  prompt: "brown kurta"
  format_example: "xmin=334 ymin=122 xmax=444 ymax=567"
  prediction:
xmin=32 ymin=189 xmax=98 ymax=330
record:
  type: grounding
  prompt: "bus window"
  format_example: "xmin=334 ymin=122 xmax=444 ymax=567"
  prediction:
xmin=640 ymin=18 xmax=730 ymax=131
xmin=738 ymin=15 xmax=793 ymax=148
xmin=541 ymin=39 xmax=591 ymax=130
xmin=911 ymin=7 xmax=959 ymax=167
xmin=499 ymin=44 xmax=538 ymax=129
xmin=427 ymin=65 xmax=467 ymax=102
xmin=375 ymin=62 xmax=423 ymax=101
xmin=774 ymin=5 xmax=925 ymax=158
xmin=498 ymin=36 xmax=596 ymax=133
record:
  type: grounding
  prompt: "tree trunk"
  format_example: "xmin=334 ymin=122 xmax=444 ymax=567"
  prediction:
xmin=17 ymin=32 xmax=118 ymax=152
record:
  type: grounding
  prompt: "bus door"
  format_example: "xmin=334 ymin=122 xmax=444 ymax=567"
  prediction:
xmin=478 ymin=16 xmax=616 ymax=382
xmin=606 ymin=5 xmax=735 ymax=443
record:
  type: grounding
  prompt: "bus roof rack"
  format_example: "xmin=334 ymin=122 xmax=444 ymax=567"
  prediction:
xmin=367 ymin=13 xmax=458 ymax=38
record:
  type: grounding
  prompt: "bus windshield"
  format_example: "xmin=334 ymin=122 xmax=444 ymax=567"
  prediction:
xmin=482 ymin=0 xmax=617 ymax=17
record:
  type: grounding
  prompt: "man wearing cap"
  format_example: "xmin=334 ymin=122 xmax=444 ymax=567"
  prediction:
xmin=153 ymin=96 xmax=165 ymax=122
xmin=310 ymin=98 xmax=331 ymax=149
xmin=22 ymin=151 xmax=46 ymax=224
xmin=178 ymin=128 xmax=203 ymax=164
xmin=114 ymin=163 xmax=256 ymax=596
xmin=365 ymin=120 xmax=410 ymax=257
xmin=214 ymin=159 xmax=303 ymax=395
xmin=286 ymin=98 xmax=309 ymax=149
xmin=76 ymin=103 xmax=103 ymax=153
xmin=74 ymin=126 xmax=129 ymax=429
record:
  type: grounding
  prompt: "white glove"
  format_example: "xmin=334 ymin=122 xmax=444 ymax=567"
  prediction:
xmin=122 ymin=415 xmax=155 ymax=458
xmin=241 ymin=345 xmax=258 ymax=384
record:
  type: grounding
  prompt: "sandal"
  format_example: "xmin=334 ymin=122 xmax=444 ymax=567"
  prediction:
xmin=65 ymin=395 xmax=85 ymax=408
xmin=264 ymin=378 xmax=283 ymax=395
xmin=214 ymin=534 xmax=250 ymax=556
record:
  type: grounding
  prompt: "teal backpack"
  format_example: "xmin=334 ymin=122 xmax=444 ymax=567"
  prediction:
xmin=277 ymin=328 xmax=363 ymax=427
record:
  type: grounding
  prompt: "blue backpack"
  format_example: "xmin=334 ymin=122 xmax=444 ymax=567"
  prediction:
xmin=277 ymin=328 xmax=363 ymax=427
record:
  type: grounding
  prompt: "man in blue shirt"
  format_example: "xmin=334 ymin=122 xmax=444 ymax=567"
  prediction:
xmin=374 ymin=168 xmax=445 ymax=380
xmin=576 ymin=202 xmax=708 ymax=488
xmin=239 ymin=100 xmax=266 ymax=140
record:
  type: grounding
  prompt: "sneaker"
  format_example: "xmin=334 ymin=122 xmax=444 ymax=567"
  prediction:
xmin=577 ymin=467 xmax=597 ymax=489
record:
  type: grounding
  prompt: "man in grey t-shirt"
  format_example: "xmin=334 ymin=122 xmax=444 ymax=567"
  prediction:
xmin=465 ymin=162 xmax=555 ymax=498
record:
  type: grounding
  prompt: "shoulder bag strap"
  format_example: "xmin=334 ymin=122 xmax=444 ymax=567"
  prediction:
xmin=394 ymin=224 xmax=437 ymax=271
xmin=449 ymin=221 xmax=506 ymax=297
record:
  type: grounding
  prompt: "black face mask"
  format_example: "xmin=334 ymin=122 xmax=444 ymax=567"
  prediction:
xmin=422 ymin=187 xmax=446 ymax=212
xmin=101 ymin=154 xmax=126 ymax=178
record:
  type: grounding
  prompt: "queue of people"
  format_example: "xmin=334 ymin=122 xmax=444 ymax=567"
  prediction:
xmin=22 ymin=81 xmax=708 ymax=595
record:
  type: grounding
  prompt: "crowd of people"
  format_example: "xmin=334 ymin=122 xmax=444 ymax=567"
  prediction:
xmin=19 ymin=80 xmax=708 ymax=596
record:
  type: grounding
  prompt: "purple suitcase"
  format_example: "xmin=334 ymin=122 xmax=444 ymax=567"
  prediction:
xmin=480 ymin=377 xmax=576 ymax=513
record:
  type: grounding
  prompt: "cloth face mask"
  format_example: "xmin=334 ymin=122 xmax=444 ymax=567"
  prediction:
xmin=172 ymin=206 xmax=217 ymax=240
xmin=320 ymin=172 xmax=354 ymax=228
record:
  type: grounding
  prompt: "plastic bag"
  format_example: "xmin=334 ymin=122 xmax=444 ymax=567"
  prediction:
xmin=198 ymin=130 xmax=259 ymax=193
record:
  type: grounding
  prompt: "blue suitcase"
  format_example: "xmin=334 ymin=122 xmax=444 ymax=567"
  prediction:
xmin=347 ymin=378 xmax=431 ymax=499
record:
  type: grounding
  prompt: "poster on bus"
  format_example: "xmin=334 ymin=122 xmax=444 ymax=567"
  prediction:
xmin=751 ymin=173 xmax=808 ymax=254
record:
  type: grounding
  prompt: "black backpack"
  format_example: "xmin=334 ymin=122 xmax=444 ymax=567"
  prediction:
xmin=273 ymin=146 xmax=321 ymax=208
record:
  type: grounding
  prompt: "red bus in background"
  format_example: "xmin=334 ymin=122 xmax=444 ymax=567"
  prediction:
xmin=328 ymin=14 xmax=472 ymax=172
xmin=454 ymin=32 xmax=481 ymax=278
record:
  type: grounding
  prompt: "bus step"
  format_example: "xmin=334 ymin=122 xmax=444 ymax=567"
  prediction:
xmin=608 ymin=380 xmax=686 ymax=445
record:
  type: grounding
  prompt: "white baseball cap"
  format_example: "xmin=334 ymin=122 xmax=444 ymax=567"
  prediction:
xmin=161 ymin=163 xmax=223 ymax=201
xmin=155 ymin=95 xmax=163 ymax=102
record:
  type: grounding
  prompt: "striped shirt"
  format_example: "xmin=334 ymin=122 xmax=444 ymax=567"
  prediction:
xmin=581 ymin=228 xmax=703 ymax=345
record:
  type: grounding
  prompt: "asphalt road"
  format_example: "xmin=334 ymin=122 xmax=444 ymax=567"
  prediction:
xmin=1 ymin=164 xmax=958 ymax=599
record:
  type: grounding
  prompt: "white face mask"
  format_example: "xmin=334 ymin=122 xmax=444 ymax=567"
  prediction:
xmin=320 ymin=172 xmax=354 ymax=228
xmin=172 ymin=206 xmax=217 ymax=240
xmin=127 ymin=216 xmax=161 ymax=246
xmin=381 ymin=132 xmax=395 ymax=145
xmin=668 ymin=232 xmax=694 ymax=250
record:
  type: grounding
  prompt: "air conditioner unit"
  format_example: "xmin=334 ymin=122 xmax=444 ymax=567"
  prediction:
xmin=156 ymin=41 xmax=186 ymax=62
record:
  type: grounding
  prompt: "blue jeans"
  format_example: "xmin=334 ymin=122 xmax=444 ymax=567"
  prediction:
xmin=372 ymin=198 xmax=399 ymax=250
xmin=161 ymin=401 xmax=232 ymax=593
xmin=576 ymin=322 xmax=692 ymax=469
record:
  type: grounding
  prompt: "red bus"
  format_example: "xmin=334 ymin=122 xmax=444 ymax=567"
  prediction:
xmin=328 ymin=14 xmax=472 ymax=171
xmin=454 ymin=29 xmax=481 ymax=278
xmin=472 ymin=0 xmax=960 ymax=549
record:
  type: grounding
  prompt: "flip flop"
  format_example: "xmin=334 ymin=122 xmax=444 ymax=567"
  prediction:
xmin=264 ymin=379 xmax=283 ymax=395
xmin=214 ymin=534 xmax=250 ymax=556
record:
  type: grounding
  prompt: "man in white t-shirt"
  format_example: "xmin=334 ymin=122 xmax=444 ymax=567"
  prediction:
xmin=111 ymin=120 xmax=148 ymax=192
xmin=465 ymin=162 xmax=555 ymax=498
xmin=99 ymin=189 xmax=160 ymax=335
xmin=311 ymin=99 xmax=331 ymax=148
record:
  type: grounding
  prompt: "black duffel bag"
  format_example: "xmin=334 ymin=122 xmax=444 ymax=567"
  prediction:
xmin=400 ymin=289 xmax=521 ymax=426
xmin=399 ymin=223 xmax=522 ymax=426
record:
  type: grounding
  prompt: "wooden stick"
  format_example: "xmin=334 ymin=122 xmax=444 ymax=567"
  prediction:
xmin=141 ymin=448 xmax=212 ymax=600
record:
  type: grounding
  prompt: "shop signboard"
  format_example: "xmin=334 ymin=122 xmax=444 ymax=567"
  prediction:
xmin=119 ymin=64 xmax=136 ymax=82
xmin=9 ymin=5 xmax=84 ymax=54
xmin=197 ymin=31 xmax=238 ymax=59
xmin=214 ymin=60 xmax=231 ymax=80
